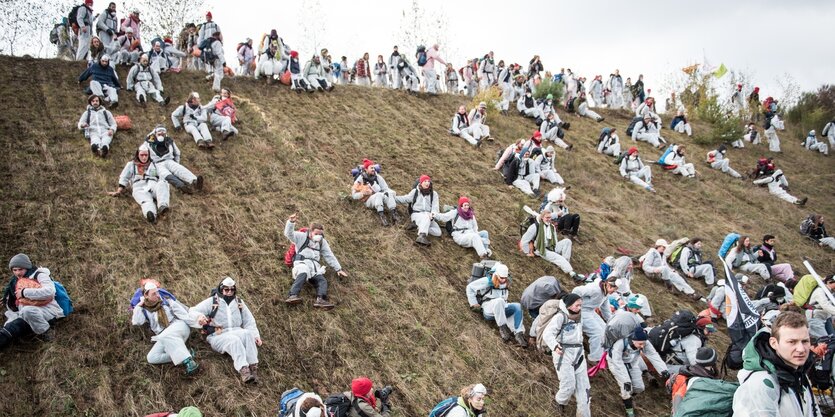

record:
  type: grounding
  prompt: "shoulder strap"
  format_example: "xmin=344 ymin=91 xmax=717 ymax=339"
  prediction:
xmin=352 ymin=398 xmax=372 ymax=417
xmin=86 ymin=108 xmax=92 ymax=125
xmin=207 ymin=294 xmax=220 ymax=319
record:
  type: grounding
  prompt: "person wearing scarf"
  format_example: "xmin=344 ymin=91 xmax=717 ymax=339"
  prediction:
xmin=171 ymin=91 xmax=214 ymax=148
xmin=190 ymin=277 xmax=263 ymax=384
xmin=205 ymin=89 xmax=238 ymax=140
xmin=351 ymin=159 xmax=399 ymax=227
xmin=395 ymin=174 xmax=440 ymax=246
xmin=733 ymin=311 xmax=821 ymax=417
xmin=109 ymin=143 xmax=170 ymax=223
xmin=451 ymin=105 xmax=482 ymax=146
xmin=347 ymin=377 xmax=393 ymax=417
xmin=444 ymin=384 xmax=488 ymax=417
xmin=131 ymin=281 xmax=199 ymax=375
xmin=433 ymin=196 xmax=492 ymax=258
xmin=706 ymin=143 xmax=743 ymax=178
xmin=519 ymin=210 xmax=580 ymax=279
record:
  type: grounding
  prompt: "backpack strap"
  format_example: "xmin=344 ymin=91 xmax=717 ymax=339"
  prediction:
xmin=352 ymin=398 xmax=372 ymax=417
xmin=207 ymin=294 xmax=220 ymax=321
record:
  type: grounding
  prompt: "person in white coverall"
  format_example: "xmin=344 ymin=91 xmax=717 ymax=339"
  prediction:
xmin=467 ymin=102 xmax=490 ymax=140
xmin=632 ymin=115 xmax=665 ymax=148
xmin=609 ymin=326 xmax=669 ymax=417
xmin=520 ymin=211 xmax=581 ymax=279
xmin=127 ymin=54 xmax=169 ymax=106
xmin=132 ymin=281 xmax=199 ymax=374
xmin=597 ymin=127 xmax=621 ymax=156
xmin=725 ymin=236 xmax=771 ymax=280
xmin=108 ymin=144 xmax=170 ymax=223
xmin=542 ymin=293 xmax=591 ymax=417
xmin=191 ymin=277 xmax=263 ymax=384
xmin=77 ymin=94 xmax=116 ymax=157
xmin=607 ymin=70 xmax=624 ymax=109
xmin=576 ymin=92 xmax=604 ymax=122
xmin=512 ymin=150 xmax=541 ymax=197
xmin=619 ymin=147 xmax=655 ymax=192
xmin=283 ymin=214 xmax=348 ymax=309
xmin=114 ymin=28 xmax=141 ymax=66
xmin=641 ymin=239 xmax=697 ymax=298
xmin=662 ymin=145 xmax=696 ymax=178
xmin=572 ymin=277 xmax=619 ymax=362
xmin=535 ymin=146 xmax=564 ymax=185
xmin=4 ymin=254 xmax=65 ymax=341
xmin=75 ymin=0 xmax=95 ymax=61
xmin=205 ymin=93 xmax=239 ymax=140
xmin=255 ymin=31 xmax=287 ymax=82
xmin=171 ymin=92 xmax=215 ymax=147
xmin=500 ymin=75 xmax=526 ymax=114
xmin=671 ymin=110 xmax=693 ymax=136
xmin=764 ymin=113 xmax=785 ymax=152
xmin=706 ymin=144 xmax=742 ymax=178
xmin=679 ymin=238 xmax=715 ymax=285
xmin=351 ymin=159 xmax=400 ymax=226
xmin=395 ymin=175 xmax=441 ymax=246
xmin=433 ymin=197 xmax=492 ymax=258
xmin=477 ymin=52 xmax=496 ymax=90
xmin=733 ymin=122 xmax=760 ymax=148
xmin=450 ymin=105 xmax=482 ymax=146
xmin=753 ymin=169 xmax=807 ymax=206
xmin=203 ymin=31 xmax=226 ymax=93
xmin=95 ymin=2 xmax=119 ymax=53
xmin=540 ymin=110 xmax=572 ymax=150
xmin=466 ymin=263 xmax=528 ymax=347
xmin=823 ymin=119 xmax=835 ymax=147
xmin=803 ymin=130 xmax=829 ymax=155
xmin=143 ymin=126 xmax=203 ymax=194
xmin=588 ymin=76 xmax=604 ymax=107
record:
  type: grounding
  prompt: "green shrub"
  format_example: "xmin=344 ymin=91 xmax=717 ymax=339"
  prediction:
xmin=533 ymin=78 xmax=563 ymax=101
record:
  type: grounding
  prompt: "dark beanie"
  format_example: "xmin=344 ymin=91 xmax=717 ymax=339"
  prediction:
xmin=8 ymin=253 xmax=32 ymax=270
xmin=562 ymin=293 xmax=581 ymax=308
xmin=695 ymin=347 xmax=717 ymax=366
xmin=632 ymin=326 xmax=648 ymax=341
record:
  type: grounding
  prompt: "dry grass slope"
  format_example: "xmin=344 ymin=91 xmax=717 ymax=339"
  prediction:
xmin=0 ymin=55 xmax=832 ymax=417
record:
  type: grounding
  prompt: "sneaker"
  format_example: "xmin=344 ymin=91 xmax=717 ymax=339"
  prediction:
xmin=239 ymin=366 xmax=255 ymax=384
xmin=248 ymin=364 xmax=259 ymax=383
xmin=183 ymin=357 xmax=199 ymax=375
xmin=37 ymin=328 xmax=56 ymax=342
xmin=515 ymin=332 xmax=528 ymax=348
xmin=625 ymin=408 xmax=635 ymax=417
xmin=163 ymin=96 xmax=170 ymax=105
xmin=285 ymin=295 xmax=303 ymax=305
xmin=566 ymin=143 xmax=574 ymax=151
xmin=415 ymin=233 xmax=431 ymax=246
xmin=390 ymin=210 xmax=401 ymax=225
xmin=146 ymin=211 xmax=156 ymax=224
xmin=313 ymin=297 xmax=335 ymax=310
xmin=570 ymin=272 xmax=586 ymax=283
xmin=498 ymin=324 xmax=512 ymax=341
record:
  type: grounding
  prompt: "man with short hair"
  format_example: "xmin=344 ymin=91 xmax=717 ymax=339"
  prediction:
xmin=284 ymin=213 xmax=348 ymax=309
xmin=610 ymin=326 xmax=670 ymax=417
xmin=127 ymin=53 xmax=169 ymax=106
xmin=756 ymin=235 xmax=796 ymax=283
xmin=77 ymin=94 xmax=116 ymax=157
xmin=114 ymin=27 xmax=141 ymax=66
xmin=1 ymin=254 xmax=65 ymax=345
xmin=78 ymin=54 xmax=121 ymax=107
xmin=733 ymin=311 xmax=821 ymax=417
xmin=95 ymin=2 xmax=119 ymax=52
xmin=75 ymin=0 xmax=95 ymax=61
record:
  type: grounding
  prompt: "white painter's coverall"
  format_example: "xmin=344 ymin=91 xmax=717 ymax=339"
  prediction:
xmin=543 ymin=302 xmax=591 ymax=417
xmin=190 ymin=296 xmax=260 ymax=371
xmin=132 ymin=299 xmax=198 ymax=365
xmin=572 ymin=279 xmax=613 ymax=361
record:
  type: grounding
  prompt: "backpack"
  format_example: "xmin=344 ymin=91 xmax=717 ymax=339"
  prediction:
xmin=647 ymin=310 xmax=699 ymax=355
xmin=68 ymin=5 xmax=83 ymax=29
xmin=283 ymin=227 xmax=309 ymax=268
xmin=800 ymin=214 xmax=816 ymax=236
xmin=416 ymin=45 xmax=428 ymax=66
xmin=810 ymin=335 xmax=835 ymax=391
xmin=428 ymin=397 xmax=459 ymax=417
xmin=444 ymin=213 xmax=460 ymax=236
xmin=408 ymin=180 xmax=435 ymax=214
xmin=603 ymin=311 xmax=642 ymax=350
xmin=50 ymin=23 xmax=64 ymax=44
xmin=536 ymin=306 xmax=568 ymax=352
xmin=469 ymin=260 xmax=498 ymax=284
xmin=323 ymin=393 xmax=368 ymax=417
xmin=199 ymin=37 xmax=217 ymax=63
xmin=717 ymin=233 xmax=740 ymax=259
xmin=625 ymin=117 xmax=642 ymax=136
xmin=502 ymin=156 xmax=520 ymax=185
xmin=792 ymin=275 xmax=819 ymax=308
xmin=657 ymin=144 xmax=677 ymax=166
xmin=53 ymin=281 xmax=74 ymax=317
xmin=613 ymin=151 xmax=629 ymax=165
xmin=85 ymin=108 xmax=112 ymax=127
xmin=669 ymin=245 xmax=685 ymax=268
xmin=129 ymin=286 xmax=177 ymax=310
xmin=671 ymin=377 xmax=738 ymax=417
xmin=349 ymin=164 xmax=381 ymax=180
xmin=518 ymin=215 xmax=537 ymax=237
xmin=278 ymin=388 xmax=305 ymax=417
xmin=763 ymin=114 xmax=772 ymax=130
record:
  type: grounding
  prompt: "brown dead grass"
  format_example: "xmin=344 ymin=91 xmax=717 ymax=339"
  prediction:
xmin=0 ymin=55 xmax=832 ymax=417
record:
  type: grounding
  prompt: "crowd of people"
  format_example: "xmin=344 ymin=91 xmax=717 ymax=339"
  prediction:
xmin=15 ymin=3 xmax=834 ymax=417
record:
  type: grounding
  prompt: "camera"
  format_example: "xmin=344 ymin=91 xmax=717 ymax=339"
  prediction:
xmin=374 ymin=386 xmax=393 ymax=401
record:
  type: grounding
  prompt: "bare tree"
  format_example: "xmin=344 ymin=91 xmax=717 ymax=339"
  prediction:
xmin=774 ymin=72 xmax=801 ymax=109
xmin=395 ymin=0 xmax=456 ymax=65
xmin=119 ymin=0 xmax=206 ymax=39
xmin=296 ymin=0 xmax=327 ymax=58
xmin=0 ymin=0 xmax=55 ymax=56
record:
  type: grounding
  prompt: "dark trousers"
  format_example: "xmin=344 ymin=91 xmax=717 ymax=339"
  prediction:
xmin=289 ymin=273 xmax=328 ymax=298
xmin=557 ymin=213 xmax=581 ymax=235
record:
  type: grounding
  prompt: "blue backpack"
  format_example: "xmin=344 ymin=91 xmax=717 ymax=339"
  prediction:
xmin=416 ymin=45 xmax=428 ymax=66
xmin=717 ymin=233 xmax=740 ymax=259
xmin=53 ymin=281 xmax=73 ymax=317
xmin=657 ymin=144 xmax=677 ymax=165
xmin=278 ymin=388 xmax=305 ymax=417
xmin=429 ymin=397 xmax=458 ymax=417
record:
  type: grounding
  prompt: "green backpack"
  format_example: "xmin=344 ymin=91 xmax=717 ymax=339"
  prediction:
xmin=672 ymin=378 xmax=738 ymax=417
xmin=793 ymin=274 xmax=819 ymax=308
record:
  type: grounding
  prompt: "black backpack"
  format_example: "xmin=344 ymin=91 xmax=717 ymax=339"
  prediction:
xmin=648 ymin=310 xmax=700 ymax=355
xmin=50 ymin=23 xmax=64 ymax=44
xmin=519 ymin=215 xmax=536 ymax=237
xmin=199 ymin=37 xmax=217 ymax=63
xmin=502 ymin=157 xmax=520 ymax=185
xmin=810 ymin=335 xmax=835 ymax=390
xmin=625 ymin=117 xmax=642 ymax=136
xmin=407 ymin=180 xmax=434 ymax=214
xmin=68 ymin=5 xmax=83 ymax=27
xmin=444 ymin=213 xmax=460 ymax=236
xmin=324 ymin=393 xmax=369 ymax=417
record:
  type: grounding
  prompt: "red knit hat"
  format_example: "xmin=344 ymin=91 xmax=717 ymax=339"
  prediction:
xmin=458 ymin=196 xmax=470 ymax=206
xmin=533 ymin=131 xmax=542 ymax=139
xmin=627 ymin=146 xmax=638 ymax=155
xmin=351 ymin=377 xmax=373 ymax=397
xmin=290 ymin=50 xmax=299 ymax=58
xmin=419 ymin=175 xmax=431 ymax=184
xmin=206 ymin=11 xmax=212 ymax=18
xmin=362 ymin=159 xmax=374 ymax=169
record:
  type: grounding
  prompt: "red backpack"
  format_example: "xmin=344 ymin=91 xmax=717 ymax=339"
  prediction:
xmin=283 ymin=227 xmax=308 ymax=267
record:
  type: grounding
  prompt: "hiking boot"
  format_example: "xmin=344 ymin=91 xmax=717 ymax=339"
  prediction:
xmin=565 ymin=143 xmax=574 ymax=151
xmin=562 ymin=122 xmax=571 ymax=130
xmin=285 ymin=295 xmax=303 ymax=305
xmin=314 ymin=297 xmax=335 ymax=310
xmin=598 ymin=117 xmax=605 ymax=122
xmin=37 ymin=328 xmax=56 ymax=342
xmin=327 ymin=85 xmax=335 ymax=92
xmin=475 ymin=138 xmax=482 ymax=148
xmin=110 ymin=101 xmax=118 ymax=109
xmin=138 ymin=95 xmax=146 ymax=106
xmin=183 ymin=357 xmax=199 ymax=375
xmin=405 ymin=221 xmax=418 ymax=231
xmin=193 ymin=175 xmax=204 ymax=192
xmin=163 ymin=96 xmax=170 ymax=106
xmin=498 ymin=325 xmax=512 ymax=341
xmin=157 ymin=205 xmax=169 ymax=217
xmin=100 ymin=145 xmax=109 ymax=158
xmin=179 ymin=183 xmax=194 ymax=195
xmin=91 ymin=144 xmax=99 ymax=155
xmin=795 ymin=197 xmax=808 ymax=206
xmin=222 ymin=130 xmax=235 ymax=141
xmin=206 ymin=141 xmax=215 ymax=149
xmin=239 ymin=366 xmax=255 ymax=384
xmin=390 ymin=209 xmax=401 ymax=225
xmin=515 ymin=332 xmax=528 ymax=348
xmin=570 ymin=272 xmax=586 ymax=283
xmin=146 ymin=211 xmax=156 ymax=224
xmin=377 ymin=211 xmax=389 ymax=227
xmin=663 ymin=281 xmax=674 ymax=290
xmin=415 ymin=233 xmax=431 ymax=246
xmin=197 ymin=140 xmax=208 ymax=149
xmin=248 ymin=364 xmax=259 ymax=383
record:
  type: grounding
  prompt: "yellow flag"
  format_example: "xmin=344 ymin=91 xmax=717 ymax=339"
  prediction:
xmin=713 ymin=63 xmax=728 ymax=78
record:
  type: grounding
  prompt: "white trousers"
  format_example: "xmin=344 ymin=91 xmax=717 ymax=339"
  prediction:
xmin=364 ymin=191 xmax=396 ymax=212
xmin=671 ymin=163 xmax=695 ymax=178
xmin=207 ymin=327 xmax=259 ymax=371
xmin=581 ymin=310 xmax=606 ymax=361
xmin=132 ymin=179 xmax=170 ymax=217
xmin=185 ymin=123 xmax=213 ymax=143
xmin=552 ymin=347 xmax=591 ymax=417
xmin=513 ymin=174 xmax=540 ymax=196
xmin=411 ymin=212 xmax=441 ymax=236
xmin=625 ymin=167 xmax=653 ymax=189
xmin=146 ymin=320 xmax=191 ymax=365
xmin=89 ymin=132 xmax=113 ymax=149
xmin=765 ymin=128 xmax=781 ymax=152
xmin=535 ymin=239 xmax=574 ymax=274
xmin=674 ymin=121 xmax=692 ymax=136
xmin=452 ymin=230 xmax=490 ymax=257
xmin=135 ymin=81 xmax=164 ymax=103
xmin=90 ymin=81 xmax=119 ymax=103
xmin=157 ymin=160 xmax=197 ymax=184
xmin=18 ymin=305 xmax=56 ymax=334
xmin=540 ymin=169 xmax=565 ymax=185
xmin=711 ymin=159 xmax=741 ymax=178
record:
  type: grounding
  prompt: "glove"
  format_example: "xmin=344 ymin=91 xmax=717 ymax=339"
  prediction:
xmin=623 ymin=382 xmax=632 ymax=394
xmin=661 ymin=371 xmax=670 ymax=380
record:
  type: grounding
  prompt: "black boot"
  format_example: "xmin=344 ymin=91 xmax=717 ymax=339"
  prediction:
xmin=377 ymin=211 xmax=389 ymax=227
xmin=100 ymin=145 xmax=109 ymax=158
xmin=90 ymin=144 xmax=99 ymax=155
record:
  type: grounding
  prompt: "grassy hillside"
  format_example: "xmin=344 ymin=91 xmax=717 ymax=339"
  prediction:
xmin=0 ymin=55 xmax=832 ymax=417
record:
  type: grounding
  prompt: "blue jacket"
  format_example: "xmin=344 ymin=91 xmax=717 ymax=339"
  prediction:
xmin=79 ymin=63 xmax=121 ymax=89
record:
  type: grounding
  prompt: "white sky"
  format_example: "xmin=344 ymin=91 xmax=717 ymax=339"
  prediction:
xmin=203 ymin=0 xmax=833 ymax=101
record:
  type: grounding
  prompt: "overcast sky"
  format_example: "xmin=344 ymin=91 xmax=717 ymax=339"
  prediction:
xmin=204 ymin=0 xmax=832 ymax=100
